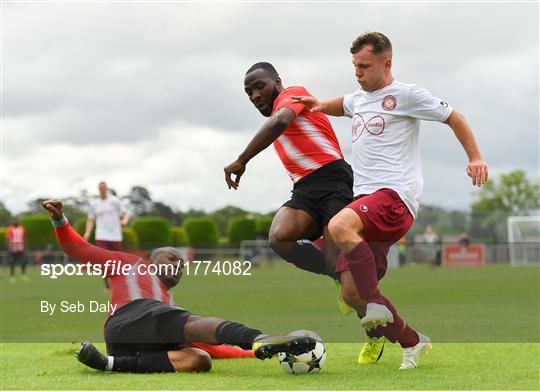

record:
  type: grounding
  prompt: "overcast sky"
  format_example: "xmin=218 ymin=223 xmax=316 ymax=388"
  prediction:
xmin=2 ymin=2 xmax=538 ymax=215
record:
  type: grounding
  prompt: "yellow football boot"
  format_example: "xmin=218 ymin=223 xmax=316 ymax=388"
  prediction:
xmin=358 ymin=336 xmax=385 ymax=364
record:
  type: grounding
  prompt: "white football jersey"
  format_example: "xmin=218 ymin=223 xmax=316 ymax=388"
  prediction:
xmin=88 ymin=195 xmax=126 ymax=241
xmin=343 ymin=80 xmax=453 ymax=218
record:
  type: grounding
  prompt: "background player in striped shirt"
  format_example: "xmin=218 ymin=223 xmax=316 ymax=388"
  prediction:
xmin=224 ymin=62 xmax=353 ymax=297
xmin=42 ymin=199 xmax=317 ymax=373
xmin=7 ymin=218 xmax=27 ymax=283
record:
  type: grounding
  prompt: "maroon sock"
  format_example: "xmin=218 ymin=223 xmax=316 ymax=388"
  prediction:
xmin=341 ymin=242 xmax=384 ymax=304
xmin=374 ymin=295 xmax=419 ymax=348
xmin=342 ymin=243 xmax=419 ymax=348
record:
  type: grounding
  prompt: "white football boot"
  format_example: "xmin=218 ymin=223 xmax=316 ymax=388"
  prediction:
xmin=360 ymin=303 xmax=394 ymax=330
xmin=399 ymin=332 xmax=432 ymax=369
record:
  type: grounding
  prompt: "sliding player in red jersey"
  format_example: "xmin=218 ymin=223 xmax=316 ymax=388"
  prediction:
xmin=42 ymin=199 xmax=317 ymax=373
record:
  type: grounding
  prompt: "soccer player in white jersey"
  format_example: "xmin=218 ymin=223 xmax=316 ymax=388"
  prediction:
xmin=293 ymin=32 xmax=488 ymax=369
xmin=84 ymin=181 xmax=129 ymax=250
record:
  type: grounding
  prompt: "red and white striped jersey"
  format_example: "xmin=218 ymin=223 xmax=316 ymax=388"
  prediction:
xmin=54 ymin=223 xmax=174 ymax=314
xmin=272 ymin=86 xmax=344 ymax=182
xmin=7 ymin=225 xmax=25 ymax=252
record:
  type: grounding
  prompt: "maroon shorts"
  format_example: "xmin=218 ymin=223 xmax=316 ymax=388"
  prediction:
xmin=335 ymin=188 xmax=413 ymax=279
xmin=95 ymin=240 xmax=123 ymax=251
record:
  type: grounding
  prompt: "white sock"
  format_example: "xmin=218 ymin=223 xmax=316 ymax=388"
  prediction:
xmin=106 ymin=356 xmax=114 ymax=371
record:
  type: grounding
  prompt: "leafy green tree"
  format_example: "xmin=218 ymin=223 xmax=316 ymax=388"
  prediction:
xmin=227 ymin=217 xmax=256 ymax=246
xmin=255 ymin=216 xmax=273 ymax=238
xmin=169 ymin=227 xmax=190 ymax=247
xmin=0 ymin=227 xmax=7 ymax=250
xmin=25 ymin=198 xmax=51 ymax=214
xmin=25 ymin=195 xmax=87 ymax=223
xmin=0 ymin=201 xmax=12 ymax=226
xmin=131 ymin=217 xmax=171 ymax=249
xmin=470 ymin=170 xmax=540 ymax=241
xmin=409 ymin=204 xmax=468 ymax=239
xmin=123 ymin=186 xmax=153 ymax=216
xmin=184 ymin=217 xmax=219 ymax=248
xmin=19 ymin=214 xmax=57 ymax=250
xmin=472 ymin=170 xmax=540 ymax=214
xmin=122 ymin=227 xmax=140 ymax=250
xmin=150 ymin=201 xmax=182 ymax=225
xmin=63 ymin=189 xmax=92 ymax=222
xmin=210 ymin=205 xmax=251 ymax=235
xmin=179 ymin=208 xmax=207 ymax=224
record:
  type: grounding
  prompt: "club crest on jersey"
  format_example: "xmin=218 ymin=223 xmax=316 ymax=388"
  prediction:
xmin=382 ymin=95 xmax=397 ymax=111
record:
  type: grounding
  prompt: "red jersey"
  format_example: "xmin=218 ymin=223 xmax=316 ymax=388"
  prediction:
xmin=54 ymin=222 xmax=174 ymax=314
xmin=7 ymin=225 xmax=25 ymax=252
xmin=54 ymin=220 xmax=257 ymax=359
xmin=272 ymin=86 xmax=344 ymax=182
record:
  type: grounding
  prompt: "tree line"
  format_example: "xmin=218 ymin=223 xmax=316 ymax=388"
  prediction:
xmin=1 ymin=169 xmax=538 ymax=244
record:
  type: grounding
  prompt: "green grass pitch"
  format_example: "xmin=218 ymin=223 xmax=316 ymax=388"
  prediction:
xmin=1 ymin=262 xmax=539 ymax=390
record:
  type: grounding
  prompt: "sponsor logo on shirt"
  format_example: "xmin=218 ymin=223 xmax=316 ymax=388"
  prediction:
xmin=440 ymin=101 xmax=448 ymax=108
xmin=352 ymin=114 xmax=385 ymax=142
xmin=382 ymin=95 xmax=397 ymax=111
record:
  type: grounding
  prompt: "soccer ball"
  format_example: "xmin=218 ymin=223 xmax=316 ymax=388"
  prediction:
xmin=278 ymin=330 xmax=327 ymax=375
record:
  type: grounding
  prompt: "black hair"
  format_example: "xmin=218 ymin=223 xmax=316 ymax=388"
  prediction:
xmin=245 ymin=62 xmax=279 ymax=78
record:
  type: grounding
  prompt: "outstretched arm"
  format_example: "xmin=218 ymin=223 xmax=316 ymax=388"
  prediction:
xmin=224 ymin=108 xmax=295 ymax=190
xmin=444 ymin=110 xmax=488 ymax=187
xmin=42 ymin=200 xmax=139 ymax=266
xmin=291 ymin=96 xmax=345 ymax=117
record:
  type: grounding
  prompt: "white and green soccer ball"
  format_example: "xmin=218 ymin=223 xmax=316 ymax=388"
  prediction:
xmin=278 ymin=330 xmax=327 ymax=375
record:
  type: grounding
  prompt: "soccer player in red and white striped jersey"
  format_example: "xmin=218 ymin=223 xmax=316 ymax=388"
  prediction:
xmin=224 ymin=62 xmax=353 ymax=282
xmin=7 ymin=218 xmax=27 ymax=282
xmin=42 ymin=199 xmax=318 ymax=374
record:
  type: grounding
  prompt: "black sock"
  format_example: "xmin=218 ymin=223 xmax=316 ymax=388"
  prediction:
xmin=366 ymin=328 xmax=384 ymax=339
xmin=112 ymin=351 xmax=175 ymax=373
xmin=215 ymin=321 xmax=262 ymax=350
xmin=283 ymin=242 xmax=335 ymax=278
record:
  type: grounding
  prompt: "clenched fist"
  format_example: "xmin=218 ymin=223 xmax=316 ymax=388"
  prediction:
xmin=41 ymin=200 xmax=63 ymax=220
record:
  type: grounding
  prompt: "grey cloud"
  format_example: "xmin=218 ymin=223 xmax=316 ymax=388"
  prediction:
xmin=6 ymin=3 xmax=537 ymax=143
xmin=3 ymin=2 xmax=539 ymax=212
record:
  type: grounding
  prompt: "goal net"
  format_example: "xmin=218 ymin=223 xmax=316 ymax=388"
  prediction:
xmin=507 ymin=216 xmax=540 ymax=266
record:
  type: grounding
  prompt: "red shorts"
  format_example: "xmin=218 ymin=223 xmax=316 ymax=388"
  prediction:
xmin=95 ymin=240 xmax=123 ymax=251
xmin=335 ymin=188 xmax=413 ymax=279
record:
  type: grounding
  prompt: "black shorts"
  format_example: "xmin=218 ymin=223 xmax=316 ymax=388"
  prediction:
xmin=104 ymin=299 xmax=192 ymax=356
xmin=283 ymin=159 xmax=353 ymax=236
xmin=9 ymin=252 xmax=26 ymax=265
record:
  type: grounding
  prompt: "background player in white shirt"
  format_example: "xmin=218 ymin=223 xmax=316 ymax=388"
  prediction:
xmin=293 ymin=32 xmax=488 ymax=369
xmin=84 ymin=181 xmax=129 ymax=250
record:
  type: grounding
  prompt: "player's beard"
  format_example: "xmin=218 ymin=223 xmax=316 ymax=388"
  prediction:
xmin=271 ymin=87 xmax=279 ymax=102
xmin=158 ymin=274 xmax=179 ymax=289
xmin=260 ymin=87 xmax=280 ymax=117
